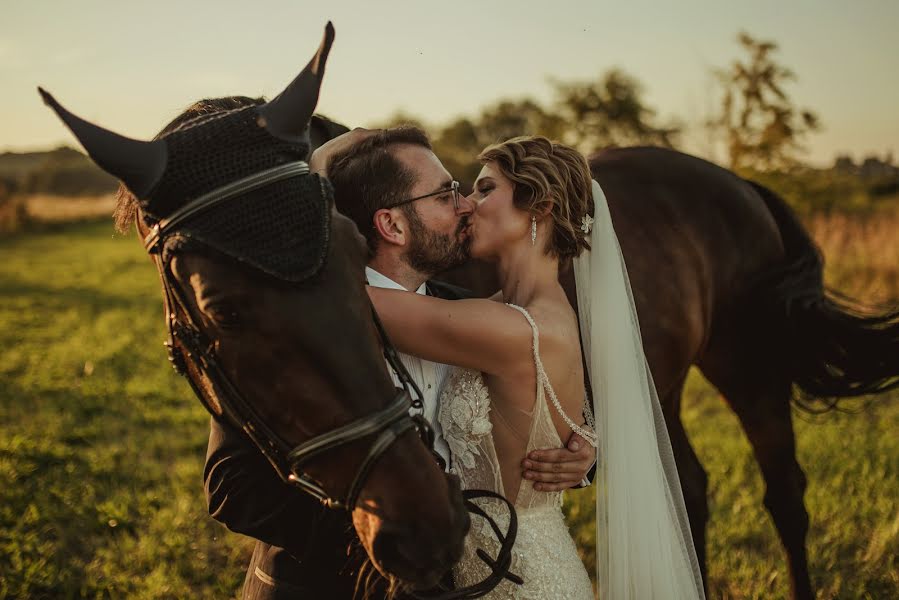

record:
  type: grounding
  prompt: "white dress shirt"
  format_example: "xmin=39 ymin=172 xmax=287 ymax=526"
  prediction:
xmin=366 ymin=266 xmax=453 ymax=468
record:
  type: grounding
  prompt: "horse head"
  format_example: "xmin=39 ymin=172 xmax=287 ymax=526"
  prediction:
xmin=40 ymin=23 xmax=468 ymax=589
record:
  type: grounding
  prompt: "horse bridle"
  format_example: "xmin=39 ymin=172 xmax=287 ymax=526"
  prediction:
xmin=142 ymin=160 xmax=522 ymax=596
xmin=142 ymin=161 xmax=422 ymax=511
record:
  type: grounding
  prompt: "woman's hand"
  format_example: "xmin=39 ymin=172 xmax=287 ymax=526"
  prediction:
xmin=309 ymin=127 xmax=380 ymax=177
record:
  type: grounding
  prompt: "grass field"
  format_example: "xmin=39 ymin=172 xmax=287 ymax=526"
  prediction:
xmin=1 ymin=213 xmax=897 ymax=599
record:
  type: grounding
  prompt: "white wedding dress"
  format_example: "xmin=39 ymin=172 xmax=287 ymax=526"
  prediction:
xmin=438 ymin=304 xmax=594 ymax=600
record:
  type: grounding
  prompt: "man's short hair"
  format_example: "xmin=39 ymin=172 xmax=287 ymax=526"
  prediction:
xmin=326 ymin=126 xmax=432 ymax=254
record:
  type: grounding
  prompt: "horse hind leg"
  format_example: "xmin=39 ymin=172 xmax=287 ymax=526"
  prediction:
xmin=704 ymin=365 xmax=814 ymax=600
xmin=663 ymin=375 xmax=710 ymax=593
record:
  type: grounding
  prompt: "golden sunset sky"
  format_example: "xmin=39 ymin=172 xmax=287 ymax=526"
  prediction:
xmin=2 ymin=0 xmax=897 ymax=166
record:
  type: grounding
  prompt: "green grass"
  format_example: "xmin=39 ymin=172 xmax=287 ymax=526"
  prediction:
xmin=563 ymin=377 xmax=899 ymax=600
xmin=0 ymin=221 xmax=250 ymax=598
xmin=2 ymin=220 xmax=897 ymax=598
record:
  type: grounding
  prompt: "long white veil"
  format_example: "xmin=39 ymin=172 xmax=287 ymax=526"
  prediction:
xmin=573 ymin=180 xmax=705 ymax=599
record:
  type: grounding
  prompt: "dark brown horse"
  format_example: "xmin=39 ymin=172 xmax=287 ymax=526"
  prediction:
xmin=432 ymin=146 xmax=898 ymax=600
xmin=40 ymin=26 xmax=470 ymax=590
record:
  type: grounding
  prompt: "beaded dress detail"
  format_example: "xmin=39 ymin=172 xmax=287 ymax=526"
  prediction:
xmin=438 ymin=304 xmax=594 ymax=599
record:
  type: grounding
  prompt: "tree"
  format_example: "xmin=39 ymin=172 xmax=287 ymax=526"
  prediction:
xmin=432 ymin=72 xmax=680 ymax=184
xmin=367 ymin=69 xmax=680 ymax=185
xmin=433 ymin=100 xmax=568 ymax=185
xmin=710 ymin=32 xmax=820 ymax=171
xmin=551 ymin=69 xmax=681 ymax=153
xmin=431 ymin=116 xmax=482 ymax=187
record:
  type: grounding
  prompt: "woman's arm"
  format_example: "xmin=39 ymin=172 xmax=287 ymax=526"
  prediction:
xmin=367 ymin=287 xmax=532 ymax=377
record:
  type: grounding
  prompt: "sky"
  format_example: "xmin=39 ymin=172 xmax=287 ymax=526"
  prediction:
xmin=1 ymin=0 xmax=897 ymax=166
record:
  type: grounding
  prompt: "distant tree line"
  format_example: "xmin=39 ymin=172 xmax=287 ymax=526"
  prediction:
xmin=0 ymin=147 xmax=119 ymax=231
xmin=0 ymin=147 xmax=118 ymax=197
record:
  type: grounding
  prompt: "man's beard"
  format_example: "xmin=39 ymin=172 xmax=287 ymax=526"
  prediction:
xmin=402 ymin=206 xmax=471 ymax=277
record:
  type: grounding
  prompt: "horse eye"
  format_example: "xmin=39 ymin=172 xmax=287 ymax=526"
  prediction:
xmin=207 ymin=305 xmax=242 ymax=330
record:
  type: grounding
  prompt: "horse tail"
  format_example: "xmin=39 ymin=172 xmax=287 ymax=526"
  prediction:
xmin=744 ymin=180 xmax=899 ymax=412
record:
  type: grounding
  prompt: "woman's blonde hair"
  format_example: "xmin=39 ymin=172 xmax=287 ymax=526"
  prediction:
xmin=478 ymin=136 xmax=593 ymax=264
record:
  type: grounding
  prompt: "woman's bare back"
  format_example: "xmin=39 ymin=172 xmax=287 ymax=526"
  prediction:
xmin=437 ymin=299 xmax=595 ymax=599
xmin=482 ymin=293 xmax=587 ymax=503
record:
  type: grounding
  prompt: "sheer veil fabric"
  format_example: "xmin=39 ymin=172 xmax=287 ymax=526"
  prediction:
xmin=573 ymin=180 xmax=706 ymax=599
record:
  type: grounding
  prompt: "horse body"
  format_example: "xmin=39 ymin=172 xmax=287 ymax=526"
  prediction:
xmin=591 ymin=147 xmax=784 ymax=394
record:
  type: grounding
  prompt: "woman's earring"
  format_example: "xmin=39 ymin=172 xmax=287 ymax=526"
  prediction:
xmin=531 ymin=216 xmax=537 ymax=245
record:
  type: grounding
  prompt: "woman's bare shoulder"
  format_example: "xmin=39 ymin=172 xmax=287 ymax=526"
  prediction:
xmin=517 ymin=296 xmax=579 ymax=342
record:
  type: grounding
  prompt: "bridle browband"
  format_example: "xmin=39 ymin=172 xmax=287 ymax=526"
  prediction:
xmin=143 ymin=161 xmax=312 ymax=253
xmin=142 ymin=160 xmax=521 ymax=596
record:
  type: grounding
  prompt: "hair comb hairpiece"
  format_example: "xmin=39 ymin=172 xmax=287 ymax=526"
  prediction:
xmin=581 ymin=214 xmax=594 ymax=235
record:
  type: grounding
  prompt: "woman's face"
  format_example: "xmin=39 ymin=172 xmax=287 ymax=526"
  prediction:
xmin=467 ymin=162 xmax=530 ymax=261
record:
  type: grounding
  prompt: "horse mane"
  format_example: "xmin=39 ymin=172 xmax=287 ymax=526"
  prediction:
xmin=112 ymin=182 xmax=139 ymax=234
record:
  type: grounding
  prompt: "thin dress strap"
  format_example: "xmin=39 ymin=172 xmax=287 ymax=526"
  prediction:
xmin=506 ymin=304 xmax=598 ymax=446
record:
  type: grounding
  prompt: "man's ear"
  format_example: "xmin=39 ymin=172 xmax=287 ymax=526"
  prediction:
xmin=372 ymin=208 xmax=408 ymax=248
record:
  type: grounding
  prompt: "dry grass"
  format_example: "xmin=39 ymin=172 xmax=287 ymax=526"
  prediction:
xmin=23 ymin=194 xmax=116 ymax=223
xmin=806 ymin=206 xmax=899 ymax=302
xmin=0 ymin=194 xmax=115 ymax=232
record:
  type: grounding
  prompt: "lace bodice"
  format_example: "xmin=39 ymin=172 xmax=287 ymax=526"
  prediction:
xmin=437 ymin=304 xmax=593 ymax=599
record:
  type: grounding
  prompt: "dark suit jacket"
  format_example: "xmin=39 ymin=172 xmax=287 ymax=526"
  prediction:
xmin=204 ymin=279 xmax=471 ymax=599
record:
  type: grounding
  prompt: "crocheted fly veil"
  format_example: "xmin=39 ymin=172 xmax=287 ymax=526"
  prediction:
xmin=144 ymin=106 xmax=332 ymax=282
xmin=39 ymin=23 xmax=336 ymax=284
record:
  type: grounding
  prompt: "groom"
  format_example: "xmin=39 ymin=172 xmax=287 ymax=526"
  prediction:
xmin=204 ymin=125 xmax=595 ymax=599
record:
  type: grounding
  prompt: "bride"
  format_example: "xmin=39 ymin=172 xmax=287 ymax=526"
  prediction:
xmin=367 ymin=136 xmax=705 ymax=599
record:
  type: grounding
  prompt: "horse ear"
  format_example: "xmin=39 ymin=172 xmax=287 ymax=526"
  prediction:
xmin=38 ymin=87 xmax=167 ymax=199
xmin=258 ymin=22 xmax=335 ymax=142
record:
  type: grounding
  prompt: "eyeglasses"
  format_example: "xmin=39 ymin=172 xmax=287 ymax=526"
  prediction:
xmin=392 ymin=180 xmax=462 ymax=212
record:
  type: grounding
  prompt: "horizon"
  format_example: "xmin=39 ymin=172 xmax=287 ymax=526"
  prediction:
xmin=2 ymin=1 xmax=897 ymax=167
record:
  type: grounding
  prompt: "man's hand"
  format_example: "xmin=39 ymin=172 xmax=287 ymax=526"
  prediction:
xmin=521 ymin=430 xmax=595 ymax=492
xmin=309 ymin=127 xmax=380 ymax=176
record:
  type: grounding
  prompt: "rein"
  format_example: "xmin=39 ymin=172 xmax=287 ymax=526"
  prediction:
xmin=142 ymin=160 xmax=522 ymax=596
xmin=410 ymin=489 xmax=524 ymax=600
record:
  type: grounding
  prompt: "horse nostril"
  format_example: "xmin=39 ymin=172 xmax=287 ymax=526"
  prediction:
xmin=372 ymin=523 xmax=404 ymax=566
xmin=373 ymin=523 xmax=424 ymax=571
xmin=373 ymin=522 xmax=448 ymax=588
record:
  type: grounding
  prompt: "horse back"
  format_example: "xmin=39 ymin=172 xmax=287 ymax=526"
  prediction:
xmin=588 ymin=147 xmax=788 ymax=392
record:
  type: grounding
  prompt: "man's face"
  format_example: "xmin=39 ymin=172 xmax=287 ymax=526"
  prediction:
xmin=392 ymin=145 xmax=474 ymax=276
